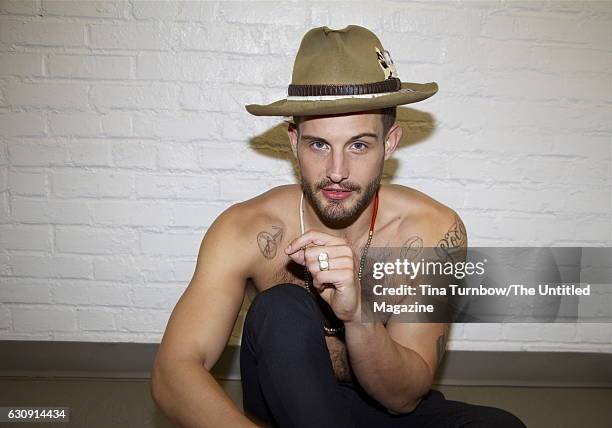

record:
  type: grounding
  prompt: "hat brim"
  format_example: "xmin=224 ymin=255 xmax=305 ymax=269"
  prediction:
xmin=245 ymin=82 xmax=438 ymax=116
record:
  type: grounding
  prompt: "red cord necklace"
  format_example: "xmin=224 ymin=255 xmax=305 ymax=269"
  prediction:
xmin=300 ymin=188 xmax=379 ymax=336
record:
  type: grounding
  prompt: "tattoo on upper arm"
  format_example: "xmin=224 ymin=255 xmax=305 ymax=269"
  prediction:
xmin=435 ymin=214 xmax=467 ymax=263
xmin=434 ymin=216 xmax=462 ymax=364
xmin=257 ymin=226 xmax=283 ymax=259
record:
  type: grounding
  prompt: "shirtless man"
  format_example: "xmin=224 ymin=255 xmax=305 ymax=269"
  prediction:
xmin=151 ymin=26 xmax=525 ymax=428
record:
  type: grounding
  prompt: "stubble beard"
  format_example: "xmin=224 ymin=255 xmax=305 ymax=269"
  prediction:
xmin=300 ymin=164 xmax=383 ymax=229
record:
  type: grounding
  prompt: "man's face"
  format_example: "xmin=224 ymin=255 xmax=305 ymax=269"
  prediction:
xmin=289 ymin=111 xmax=393 ymax=227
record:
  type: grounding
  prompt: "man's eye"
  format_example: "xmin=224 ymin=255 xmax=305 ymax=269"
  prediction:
xmin=311 ymin=141 xmax=328 ymax=150
xmin=351 ymin=142 xmax=367 ymax=151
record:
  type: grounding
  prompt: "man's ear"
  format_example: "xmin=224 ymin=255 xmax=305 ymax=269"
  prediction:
xmin=287 ymin=123 xmax=299 ymax=157
xmin=383 ymin=124 xmax=402 ymax=160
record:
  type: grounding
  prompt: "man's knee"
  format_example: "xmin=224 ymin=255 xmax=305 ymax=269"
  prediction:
xmin=435 ymin=398 xmax=526 ymax=428
xmin=474 ymin=405 xmax=526 ymax=428
xmin=244 ymin=283 xmax=322 ymax=333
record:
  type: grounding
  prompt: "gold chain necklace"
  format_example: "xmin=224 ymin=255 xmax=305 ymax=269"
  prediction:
xmin=299 ymin=189 xmax=380 ymax=336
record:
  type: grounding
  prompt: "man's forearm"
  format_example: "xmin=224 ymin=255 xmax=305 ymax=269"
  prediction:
xmin=151 ymin=359 xmax=258 ymax=428
xmin=344 ymin=320 xmax=432 ymax=413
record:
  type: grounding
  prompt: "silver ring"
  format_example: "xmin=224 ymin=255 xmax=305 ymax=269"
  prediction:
xmin=318 ymin=252 xmax=329 ymax=271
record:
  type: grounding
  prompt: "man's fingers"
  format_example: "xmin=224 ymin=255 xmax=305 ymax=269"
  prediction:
xmin=311 ymin=269 xmax=353 ymax=290
xmin=306 ymin=254 xmax=354 ymax=273
xmin=288 ymin=246 xmax=352 ymax=267
xmin=284 ymin=230 xmax=346 ymax=255
xmin=287 ymin=249 xmax=306 ymax=265
xmin=305 ymin=246 xmax=352 ymax=264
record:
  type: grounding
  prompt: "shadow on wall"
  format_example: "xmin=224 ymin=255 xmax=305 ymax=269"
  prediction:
xmin=246 ymin=106 xmax=437 ymax=183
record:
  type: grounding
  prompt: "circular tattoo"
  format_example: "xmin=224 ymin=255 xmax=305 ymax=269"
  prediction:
xmin=257 ymin=226 xmax=283 ymax=259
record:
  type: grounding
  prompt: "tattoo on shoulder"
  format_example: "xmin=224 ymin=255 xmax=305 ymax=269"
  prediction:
xmin=436 ymin=325 xmax=449 ymax=365
xmin=438 ymin=214 xmax=467 ymax=249
xmin=257 ymin=226 xmax=284 ymax=259
xmin=435 ymin=214 xmax=467 ymax=262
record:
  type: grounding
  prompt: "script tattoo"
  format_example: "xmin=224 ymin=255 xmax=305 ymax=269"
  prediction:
xmin=435 ymin=214 xmax=467 ymax=263
xmin=436 ymin=324 xmax=449 ymax=365
xmin=257 ymin=226 xmax=284 ymax=259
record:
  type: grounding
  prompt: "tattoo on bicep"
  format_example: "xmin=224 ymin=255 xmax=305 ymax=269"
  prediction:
xmin=435 ymin=214 xmax=467 ymax=262
xmin=436 ymin=325 xmax=449 ymax=365
xmin=257 ymin=226 xmax=283 ymax=259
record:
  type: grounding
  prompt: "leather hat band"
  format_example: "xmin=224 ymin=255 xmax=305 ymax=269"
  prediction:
xmin=288 ymin=77 xmax=401 ymax=97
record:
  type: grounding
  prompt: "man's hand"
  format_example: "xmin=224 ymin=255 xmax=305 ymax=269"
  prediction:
xmin=284 ymin=229 xmax=360 ymax=322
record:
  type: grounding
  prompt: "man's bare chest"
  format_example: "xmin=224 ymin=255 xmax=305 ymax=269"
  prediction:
xmin=246 ymin=235 xmax=412 ymax=383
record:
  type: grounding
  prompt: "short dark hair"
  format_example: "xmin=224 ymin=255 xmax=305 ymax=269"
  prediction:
xmin=292 ymin=106 xmax=397 ymax=140
xmin=380 ymin=106 xmax=397 ymax=138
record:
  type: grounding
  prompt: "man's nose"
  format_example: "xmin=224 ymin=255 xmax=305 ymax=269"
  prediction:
xmin=326 ymin=151 xmax=349 ymax=183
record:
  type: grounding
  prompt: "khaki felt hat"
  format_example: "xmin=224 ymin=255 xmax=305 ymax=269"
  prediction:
xmin=245 ymin=25 xmax=438 ymax=117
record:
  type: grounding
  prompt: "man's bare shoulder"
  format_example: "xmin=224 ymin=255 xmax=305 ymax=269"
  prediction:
xmin=231 ymin=184 xmax=298 ymax=225
xmin=216 ymin=184 xmax=297 ymax=225
xmin=212 ymin=184 xmax=299 ymax=260
xmin=384 ymin=184 xmax=467 ymax=247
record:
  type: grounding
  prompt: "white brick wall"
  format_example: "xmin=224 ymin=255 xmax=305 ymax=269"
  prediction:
xmin=0 ymin=1 xmax=610 ymax=353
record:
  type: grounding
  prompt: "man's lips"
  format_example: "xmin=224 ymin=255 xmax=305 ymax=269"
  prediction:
xmin=321 ymin=187 xmax=353 ymax=200
xmin=322 ymin=187 xmax=352 ymax=191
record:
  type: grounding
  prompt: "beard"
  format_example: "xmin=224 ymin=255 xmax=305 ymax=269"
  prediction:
xmin=301 ymin=165 xmax=383 ymax=229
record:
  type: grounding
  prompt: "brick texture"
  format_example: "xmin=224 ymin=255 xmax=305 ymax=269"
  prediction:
xmin=0 ymin=1 xmax=610 ymax=352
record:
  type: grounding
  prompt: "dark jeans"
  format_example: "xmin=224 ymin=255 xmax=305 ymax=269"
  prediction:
xmin=240 ymin=283 xmax=526 ymax=428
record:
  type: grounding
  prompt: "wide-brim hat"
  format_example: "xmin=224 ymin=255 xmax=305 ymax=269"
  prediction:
xmin=245 ymin=25 xmax=438 ymax=117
